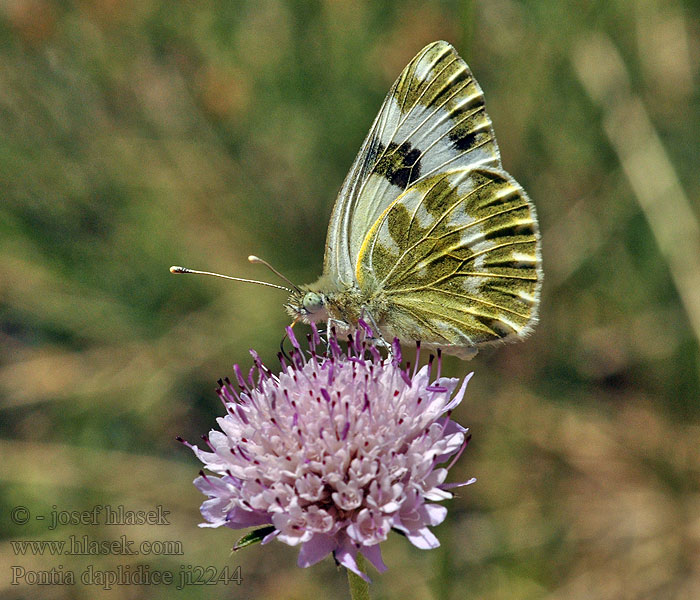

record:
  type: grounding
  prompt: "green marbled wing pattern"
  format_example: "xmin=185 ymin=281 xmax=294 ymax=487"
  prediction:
xmin=356 ymin=168 xmax=541 ymax=348
xmin=324 ymin=41 xmax=502 ymax=288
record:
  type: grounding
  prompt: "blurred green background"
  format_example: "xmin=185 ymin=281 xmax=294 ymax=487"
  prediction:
xmin=1 ymin=1 xmax=699 ymax=598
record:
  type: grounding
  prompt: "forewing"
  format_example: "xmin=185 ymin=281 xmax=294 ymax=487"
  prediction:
xmin=357 ymin=168 xmax=541 ymax=349
xmin=324 ymin=41 xmax=502 ymax=287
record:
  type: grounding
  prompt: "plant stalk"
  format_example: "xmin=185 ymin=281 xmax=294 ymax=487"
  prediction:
xmin=346 ymin=553 xmax=370 ymax=600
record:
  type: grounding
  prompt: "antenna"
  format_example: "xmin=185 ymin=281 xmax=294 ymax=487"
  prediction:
xmin=248 ymin=255 xmax=302 ymax=293
xmin=169 ymin=266 xmax=291 ymax=293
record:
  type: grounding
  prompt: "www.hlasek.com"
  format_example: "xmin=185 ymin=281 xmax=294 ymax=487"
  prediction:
xmin=11 ymin=535 xmax=182 ymax=556
xmin=10 ymin=564 xmax=242 ymax=590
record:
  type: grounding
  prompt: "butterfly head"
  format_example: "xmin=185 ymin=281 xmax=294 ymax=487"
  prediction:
xmin=285 ymin=289 xmax=329 ymax=323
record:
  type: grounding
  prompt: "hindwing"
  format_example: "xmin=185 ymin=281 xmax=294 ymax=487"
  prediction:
xmin=356 ymin=168 xmax=541 ymax=349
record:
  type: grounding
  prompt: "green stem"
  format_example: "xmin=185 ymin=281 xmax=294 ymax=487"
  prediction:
xmin=346 ymin=553 xmax=371 ymax=600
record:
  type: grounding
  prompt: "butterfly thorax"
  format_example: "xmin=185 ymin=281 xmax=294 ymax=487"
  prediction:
xmin=285 ymin=275 xmax=388 ymax=332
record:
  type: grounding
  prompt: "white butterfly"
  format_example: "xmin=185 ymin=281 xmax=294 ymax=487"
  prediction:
xmin=285 ymin=41 xmax=541 ymax=359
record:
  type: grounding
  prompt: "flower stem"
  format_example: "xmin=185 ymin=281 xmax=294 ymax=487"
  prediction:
xmin=346 ymin=554 xmax=370 ymax=600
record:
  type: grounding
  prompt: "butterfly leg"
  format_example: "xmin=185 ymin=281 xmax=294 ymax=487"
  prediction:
xmin=361 ymin=310 xmax=393 ymax=355
xmin=322 ymin=318 xmax=351 ymax=348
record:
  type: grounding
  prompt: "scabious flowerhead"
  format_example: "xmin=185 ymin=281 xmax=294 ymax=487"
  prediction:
xmin=185 ymin=323 xmax=474 ymax=581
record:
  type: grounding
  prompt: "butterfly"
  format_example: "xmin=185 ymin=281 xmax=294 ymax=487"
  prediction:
xmin=172 ymin=41 xmax=541 ymax=359
xmin=282 ymin=41 xmax=541 ymax=359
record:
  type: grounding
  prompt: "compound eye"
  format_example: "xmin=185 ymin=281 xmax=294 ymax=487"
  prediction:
xmin=302 ymin=292 xmax=323 ymax=314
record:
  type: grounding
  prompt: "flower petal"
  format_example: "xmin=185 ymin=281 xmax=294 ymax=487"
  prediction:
xmin=297 ymin=534 xmax=338 ymax=567
xmin=335 ymin=544 xmax=371 ymax=583
xmin=406 ymin=527 xmax=440 ymax=550
xmin=360 ymin=544 xmax=387 ymax=573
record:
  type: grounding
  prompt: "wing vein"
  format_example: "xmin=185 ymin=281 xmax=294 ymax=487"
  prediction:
xmin=377 ymin=172 xmax=492 ymax=287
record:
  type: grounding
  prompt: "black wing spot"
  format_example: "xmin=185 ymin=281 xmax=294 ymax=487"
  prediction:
xmin=450 ymin=130 xmax=479 ymax=151
xmin=375 ymin=142 xmax=422 ymax=189
xmin=450 ymin=126 xmax=494 ymax=152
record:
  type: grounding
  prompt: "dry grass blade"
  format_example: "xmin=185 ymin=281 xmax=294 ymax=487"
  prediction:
xmin=572 ymin=33 xmax=700 ymax=349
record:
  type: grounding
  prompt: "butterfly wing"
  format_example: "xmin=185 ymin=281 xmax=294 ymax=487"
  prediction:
xmin=356 ymin=168 xmax=541 ymax=355
xmin=324 ymin=41 xmax=502 ymax=288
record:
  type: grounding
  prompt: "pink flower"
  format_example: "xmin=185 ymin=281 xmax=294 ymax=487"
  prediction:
xmin=184 ymin=324 xmax=474 ymax=582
